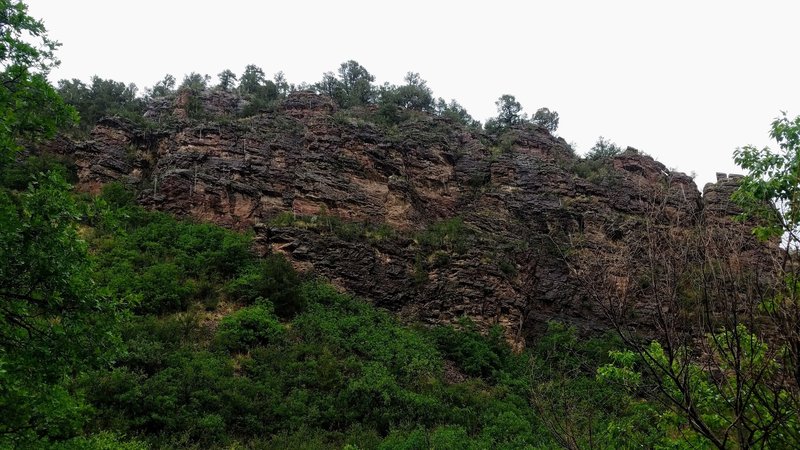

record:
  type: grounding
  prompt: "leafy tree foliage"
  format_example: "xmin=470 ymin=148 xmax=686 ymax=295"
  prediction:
xmin=494 ymin=94 xmax=525 ymax=126
xmin=430 ymin=320 xmax=512 ymax=380
xmin=238 ymin=64 xmax=279 ymax=116
xmin=92 ymin=198 xmax=254 ymax=314
xmin=732 ymin=112 xmax=800 ymax=445
xmin=0 ymin=152 xmax=76 ymax=189
xmin=315 ymin=71 xmax=339 ymax=98
xmin=376 ymin=72 xmax=436 ymax=124
xmin=485 ymin=97 xmax=560 ymax=136
xmin=586 ymin=136 xmax=621 ymax=160
xmin=434 ymin=98 xmax=481 ymax=131
xmin=0 ymin=173 xmax=122 ymax=445
xmin=0 ymin=3 xmax=123 ymax=445
xmin=238 ymin=64 xmax=267 ymax=95
xmin=273 ymin=70 xmax=292 ymax=96
xmin=315 ymin=60 xmax=375 ymax=108
xmin=57 ymin=76 xmax=143 ymax=132
xmin=600 ymin=327 xmax=800 ymax=448
xmin=391 ymin=72 xmax=434 ymax=111
xmin=147 ymin=73 xmax=176 ymax=97
xmin=176 ymin=73 xmax=211 ymax=119
xmin=734 ymin=112 xmax=800 ymax=242
xmin=336 ymin=59 xmax=375 ymax=107
xmin=531 ymin=107 xmax=559 ymax=133
xmin=224 ymin=253 xmax=304 ymax=318
xmin=484 ymin=94 xmax=527 ymax=134
xmin=216 ymin=69 xmax=237 ymax=91
xmin=215 ymin=304 xmax=284 ymax=353
xmin=0 ymin=0 xmax=75 ymax=160
xmin=179 ymin=72 xmax=210 ymax=92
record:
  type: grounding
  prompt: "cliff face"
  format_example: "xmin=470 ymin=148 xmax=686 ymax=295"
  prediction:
xmin=66 ymin=91 xmax=768 ymax=344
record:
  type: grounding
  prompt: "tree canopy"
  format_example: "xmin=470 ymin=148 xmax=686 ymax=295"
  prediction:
xmin=217 ymin=69 xmax=237 ymax=91
xmin=0 ymin=2 xmax=124 ymax=445
xmin=314 ymin=60 xmax=376 ymax=108
xmin=0 ymin=0 xmax=75 ymax=160
xmin=531 ymin=107 xmax=559 ymax=133
xmin=57 ymin=76 xmax=142 ymax=132
xmin=484 ymin=95 xmax=561 ymax=136
xmin=586 ymin=136 xmax=621 ymax=160
xmin=734 ymin=112 xmax=800 ymax=242
xmin=147 ymin=73 xmax=176 ymax=97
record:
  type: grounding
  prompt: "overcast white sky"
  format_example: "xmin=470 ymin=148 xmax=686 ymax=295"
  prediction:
xmin=26 ymin=0 xmax=800 ymax=189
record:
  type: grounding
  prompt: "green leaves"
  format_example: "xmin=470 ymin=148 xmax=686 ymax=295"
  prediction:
xmin=1 ymin=67 xmax=76 ymax=160
xmin=586 ymin=136 xmax=622 ymax=160
xmin=531 ymin=107 xmax=559 ymax=133
xmin=215 ymin=304 xmax=284 ymax=353
xmin=0 ymin=172 xmax=122 ymax=446
xmin=314 ymin=60 xmax=376 ymax=109
xmin=56 ymin=76 xmax=142 ymax=133
xmin=599 ymin=329 xmax=800 ymax=448
xmin=0 ymin=1 xmax=76 ymax=162
xmin=0 ymin=3 xmax=98 ymax=445
xmin=0 ymin=0 xmax=56 ymax=71
xmin=734 ymin=112 xmax=800 ymax=243
xmin=597 ymin=350 xmax=641 ymax=389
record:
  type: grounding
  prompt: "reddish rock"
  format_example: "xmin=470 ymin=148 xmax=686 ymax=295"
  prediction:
xmin=66 ymin=91 xmax=773 ymax=346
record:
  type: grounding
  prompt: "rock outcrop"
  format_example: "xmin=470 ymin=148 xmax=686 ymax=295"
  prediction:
xmin=64 ymin=91 xmax=772 ymax=345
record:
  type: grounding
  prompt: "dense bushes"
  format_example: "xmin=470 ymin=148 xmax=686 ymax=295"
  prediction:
xmin=90 ymin=189 xmax=255 ymax=314
xmin=224 ymin=254 xmax=304 ymax=318
xmin=431 ymin=321 xmax=514 ymax=380
xmin=57 ymin=76 xmax=144 ymax=134
xmin=216 ymin=304 xmax=284 ymax=352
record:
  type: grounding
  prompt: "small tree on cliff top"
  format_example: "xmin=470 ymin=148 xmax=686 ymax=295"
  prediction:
xmin=532 ymin=107 xmax=559 ymax=133
xmin=217 ymin=69 xmax=237 ymax=91
xmin=586 ymin=136 xmax=621 ymax=160
xmin=495 ymin=94 xmax=526 ymax=126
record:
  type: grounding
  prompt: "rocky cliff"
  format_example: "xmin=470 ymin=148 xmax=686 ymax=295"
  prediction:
xmin=62 ymin=91 xmax=770 ymax=345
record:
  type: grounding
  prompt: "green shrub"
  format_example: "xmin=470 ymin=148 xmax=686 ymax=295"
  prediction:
xmin=216 ymin=304 xmax=285 ymax=353
xmin=225 ymin=253 xmax=304 ymax=318
xmin=269 ymin=211 xmax=296 ymax=227
xmin=430 ymin=321 xmax=514 ymax=381
xmin=0 ymin=155 xmax=77 ymax=190
xmin=586 ymin=136 xmax=621 ymax=160
xmin=428 ymin=425 xmax=475 ymax=449
xmin=90 ymin=206 xmax=256 ymax=313
xmin=99 ymin=182 xmax=136 ymax=208
xmin=135 ymin=263 xmax=191 ymax=313
xmin=50 ymin=431 xmax=148 ymax=450
xmin=571 ymin=158 xmax=621 ymax=185
xmin=416 ymin=217 xmax=470 ymax=254
xmin=174 ymin=222 xmax=253 ymax=279
xmin=378 ymin=427 xmax=428 ymax=450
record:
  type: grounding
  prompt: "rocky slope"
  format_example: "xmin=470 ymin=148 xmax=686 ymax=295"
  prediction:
xmin=60 ymin=91 xmax=771 ymax=346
